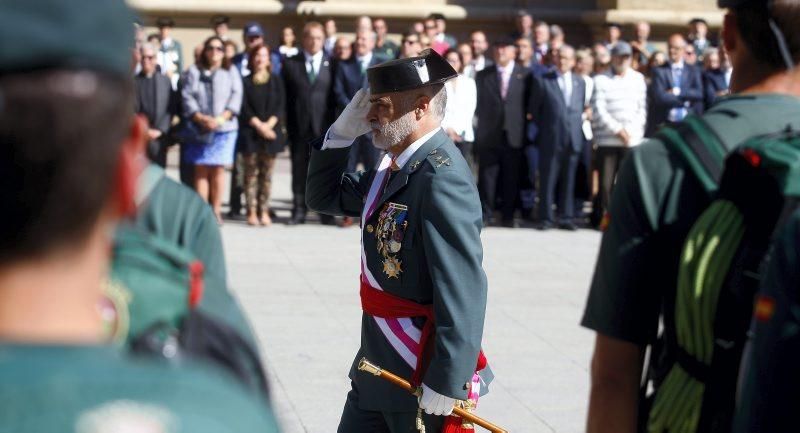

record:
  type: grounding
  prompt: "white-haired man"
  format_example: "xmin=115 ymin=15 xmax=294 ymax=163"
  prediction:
xmin=307 ymin=49 xmax=493 ymax=432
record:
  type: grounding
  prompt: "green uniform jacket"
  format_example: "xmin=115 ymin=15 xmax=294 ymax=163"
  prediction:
xmin=734 ymin=209 xmax=800 ymax=433
xmin=0 ymin=344 xmax=280 ymax=432
xmin=307 ymin=128 xmax=493 ymax=412
xmin=581 ymin=95 xmax=800 ymax=373
xmin=135 ymin=165 xmax=258 ymax=348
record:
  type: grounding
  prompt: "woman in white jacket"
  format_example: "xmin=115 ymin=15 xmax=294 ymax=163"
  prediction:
xmin=442 ymin=48 xmax=478 ymax=175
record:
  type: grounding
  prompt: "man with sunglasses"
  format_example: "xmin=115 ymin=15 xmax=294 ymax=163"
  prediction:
xmin=399 ymin=32 xmax=422 ymax=59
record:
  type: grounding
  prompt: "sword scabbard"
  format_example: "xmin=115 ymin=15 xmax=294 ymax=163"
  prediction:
xmin=357 ymin=358 xmax=508 ymax=433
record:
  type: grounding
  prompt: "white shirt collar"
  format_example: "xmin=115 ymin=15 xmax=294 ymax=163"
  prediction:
xmin=672 ymin=61 xmax=685 ymax=69
xmin=391 ymin=127 xmax=441 ymax=170
xmin=305 ymin=50 xmax=323 ymax=63
xmin=497 ymin=61 xmax=515 ymax=74
xmin=357 ymin=52 xmax=373 ymax=65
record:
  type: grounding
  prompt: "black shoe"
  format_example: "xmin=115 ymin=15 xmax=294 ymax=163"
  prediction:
xmin=558 ymin=221 xmax=578 ymax=231
xmin=535 ymin=221 xmax=555 ymax=231
xmin=319 ymin=214 xmax=336 ymax=226
xmin=521 ymin=209 xmax=537 ymax=222
xmin=501 ymin=219 xmax=518 ymax=228
xmin=287 ymin=210 xmax=306 ymax=226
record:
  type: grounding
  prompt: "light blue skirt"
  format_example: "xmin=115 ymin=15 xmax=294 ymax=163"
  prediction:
xmin=183 ymin=130 xmax=238 ymax=166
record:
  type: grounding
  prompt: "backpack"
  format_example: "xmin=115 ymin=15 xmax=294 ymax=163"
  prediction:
xmin=645 ymin=116 xmax=800 ymax=433
xmin=104 ymin=224 xmax=270 ymax=403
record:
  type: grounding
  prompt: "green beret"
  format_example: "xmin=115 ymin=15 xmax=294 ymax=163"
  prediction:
xmin=0 ymin=0 xmax=136 ymax=76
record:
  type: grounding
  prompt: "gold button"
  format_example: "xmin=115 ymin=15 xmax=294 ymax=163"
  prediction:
xmin=366 ymin=225 xmax=374 ymax=233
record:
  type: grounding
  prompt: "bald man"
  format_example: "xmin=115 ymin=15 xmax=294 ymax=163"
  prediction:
xmin=647 ymin=33 xmax=705 ymax=135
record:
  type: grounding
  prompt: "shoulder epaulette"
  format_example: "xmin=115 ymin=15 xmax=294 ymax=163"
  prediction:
xmin=424 ymin=148 xmax=452 ymax=171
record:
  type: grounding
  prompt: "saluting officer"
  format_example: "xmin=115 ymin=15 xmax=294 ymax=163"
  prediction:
xmin=306 ymin=49 xmax=493 ymax=432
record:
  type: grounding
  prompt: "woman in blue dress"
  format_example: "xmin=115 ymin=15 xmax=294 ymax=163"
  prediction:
xmin=181 ymin=36 xmax=243 ymax=223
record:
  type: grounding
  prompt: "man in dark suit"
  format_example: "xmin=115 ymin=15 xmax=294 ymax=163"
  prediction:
xmin=334 ymin=29 xmax=386 ymax=174
xmin=475 ymin=38 xmax=532 ymax=227
xmin=528 ymin=45 xmax=586 ymax=230
xmin=134 ymin=43 xmax=178 ymax=167
xmin=647 ymin=33 xmax=705 ymax=136
xmin=282 ymin=21 xmax=337 ymax=225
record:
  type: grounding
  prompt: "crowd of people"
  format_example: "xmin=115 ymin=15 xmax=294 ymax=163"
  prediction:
xmin=133 ymin=12 xmax=732 ymax=230
xmin=7 ymin=0 xmax=800 ymax=431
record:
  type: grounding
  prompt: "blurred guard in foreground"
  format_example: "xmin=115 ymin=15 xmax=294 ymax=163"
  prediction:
xmin=307 ymin=49 xmax=493 ymax=432
xmin=581 ymin=0 xmax=800 ymax=432
xmin=0 ymin=0 xmax=279 ymax=431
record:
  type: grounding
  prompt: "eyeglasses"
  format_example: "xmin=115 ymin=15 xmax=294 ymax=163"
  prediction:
xmin=206 ymin=45 xmax=224 ymax=52
xmin=142 ymin=55 xmax=156 ymax=60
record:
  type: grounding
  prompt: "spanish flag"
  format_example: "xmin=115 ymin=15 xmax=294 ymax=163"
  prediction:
xmin=754 ymin=295 xmax=776 ymax=323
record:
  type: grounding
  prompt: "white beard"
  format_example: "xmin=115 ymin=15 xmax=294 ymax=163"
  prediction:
xmin=371 ymin=111 xmax=417 ymax=150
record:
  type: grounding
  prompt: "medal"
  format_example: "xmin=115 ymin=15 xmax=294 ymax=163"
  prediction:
xmin=375 ymin=202 xmax=409 ymax=279
xmin=382 ymin=257 xmax=402 ymax=279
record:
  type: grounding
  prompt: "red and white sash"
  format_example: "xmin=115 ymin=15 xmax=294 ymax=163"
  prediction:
xmin=360 ymin=154 xmax=422 ymax=369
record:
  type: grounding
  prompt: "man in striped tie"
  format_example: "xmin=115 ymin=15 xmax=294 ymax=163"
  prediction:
xmin=307 ymin=48 xmax=493 ymax=433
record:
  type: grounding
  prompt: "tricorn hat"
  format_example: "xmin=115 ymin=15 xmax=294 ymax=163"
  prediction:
xmin=367 ymin=48 xmax=457 ymax=95
xmin=211 ymin=14 xmax=230 ymax=26
xmin=155 ymin=17 xmax=174 ymax=28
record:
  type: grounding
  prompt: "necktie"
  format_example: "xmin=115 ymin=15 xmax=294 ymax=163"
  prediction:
xmin=671 ymin=66 xmax=687 ymax=121
xmin=364 ymin=155 xmax=398 ymax=220
xmin=500 ymin=69 xmax=509 ymax=100
xmin=307 ymin=59 xmax=316 ymax=84
xmin=558 ymin=75 xmax=570 ymax=107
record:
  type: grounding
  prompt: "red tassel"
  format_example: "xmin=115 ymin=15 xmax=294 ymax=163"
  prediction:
xmin=441 ymin=415 xmax=474 ymax=432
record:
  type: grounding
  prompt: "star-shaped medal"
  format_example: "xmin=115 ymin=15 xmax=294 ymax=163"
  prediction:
xmin=382 ymin=257 xmax=402 ymax=279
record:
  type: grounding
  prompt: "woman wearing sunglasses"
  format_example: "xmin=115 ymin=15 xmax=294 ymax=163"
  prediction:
xmin=181 ymin=35 xmax=243 ymax=224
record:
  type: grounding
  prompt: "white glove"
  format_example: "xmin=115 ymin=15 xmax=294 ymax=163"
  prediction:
xmin=418 ymin=383 xmax=455 ymax=416
xmin=331 ymin=88 xmax=372 ymax=140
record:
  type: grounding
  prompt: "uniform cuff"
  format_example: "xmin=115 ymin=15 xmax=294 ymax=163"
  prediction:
xmin=321 ymin=127 xmax=354 ymax=150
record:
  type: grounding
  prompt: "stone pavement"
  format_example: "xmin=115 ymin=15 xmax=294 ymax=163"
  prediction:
xmin=170 ymin=151 xmax=602 ymax=433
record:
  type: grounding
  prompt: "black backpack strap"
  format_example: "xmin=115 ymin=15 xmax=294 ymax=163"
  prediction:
xmin=657 ymin=115 xmax=727 ymax=196
xmin=181 ymin=310 xmax=271 ymax=402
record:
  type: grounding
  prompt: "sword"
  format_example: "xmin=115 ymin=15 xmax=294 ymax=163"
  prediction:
xmin=358 ymin=358 xmax=508 ymax=433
